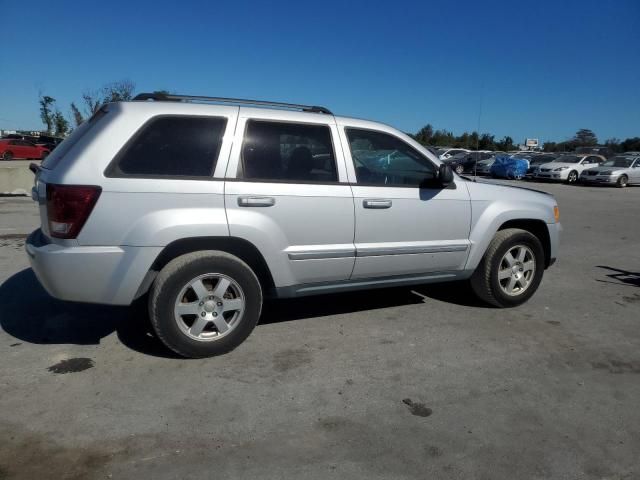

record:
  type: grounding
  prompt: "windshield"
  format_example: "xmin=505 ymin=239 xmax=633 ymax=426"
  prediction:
xmin=554 ymin=155 xmax=582 ymax=163
xmin=601 ymin=157 xmax=634 ymax=168
xmin=530 ymin=156 xmax=554 ymax=164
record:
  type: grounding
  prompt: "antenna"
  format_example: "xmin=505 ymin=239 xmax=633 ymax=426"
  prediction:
xmin=473 ymin=81 xmax=484 ymax=181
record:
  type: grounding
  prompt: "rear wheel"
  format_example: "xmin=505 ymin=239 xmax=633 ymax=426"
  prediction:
xmin=470 ymin=228 xmax=545 ymax=307
xmin=566 ymin=170 xmax=578 ymax=184
xmin=617 ymin=175 xmax=628 ymax=188
xmin=2 ymin=151 xmax=13 ymax=161
xmin=149 ymin=250 xmax=262 ymax=358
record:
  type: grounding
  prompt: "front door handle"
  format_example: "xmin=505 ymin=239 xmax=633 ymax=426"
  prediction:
xmin=363 ymin=199 xmax=392 ymax=209
xmin=238 ymin=196 xmax=276 ymax=207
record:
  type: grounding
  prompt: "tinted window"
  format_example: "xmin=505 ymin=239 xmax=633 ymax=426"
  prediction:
xmin=241 ymin=121 xmax=337 ymax=182
xmin=110 ymin=116 xmax=227 ymax=177
xmin=346 ymin=128 xmax=436 ymax=186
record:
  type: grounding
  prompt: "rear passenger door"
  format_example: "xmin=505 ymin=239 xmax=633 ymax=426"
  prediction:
xmin=224 ymin=109 xmax=355 ymax=287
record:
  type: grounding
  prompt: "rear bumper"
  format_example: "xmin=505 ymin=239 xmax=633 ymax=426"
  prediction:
xmin=25 ymin=229 xmax=161 ymax=305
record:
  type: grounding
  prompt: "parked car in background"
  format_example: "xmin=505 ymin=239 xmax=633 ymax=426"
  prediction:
xmin=476 ymin=156 xmax=498 ymax=175
xmin=34 ymin=135 xmax=64 ymax=152
xmin=579 ymin=155 xmax=640 ymax=187
xmin=535 ymin=154 xmax=604 ymax=183
xmin=438 ymin=148 xmax=470 ymax=160
xmin=0 ymin=139 xmax=50 ymax=160
xmin=444 ymin=151 xmax=494 ymax=174
xmin=525 ymin=154 xmax=557 ymax=178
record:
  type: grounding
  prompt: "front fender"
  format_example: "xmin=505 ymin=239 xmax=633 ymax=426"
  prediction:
xmin=464 ymin=183 xmax=557 ymax=270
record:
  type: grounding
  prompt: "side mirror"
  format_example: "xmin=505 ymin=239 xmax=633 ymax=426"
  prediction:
xmin=438 ymin=163 xmax=454 ymax=187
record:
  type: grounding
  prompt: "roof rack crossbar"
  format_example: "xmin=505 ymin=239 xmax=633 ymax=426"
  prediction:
xmin=132 ymin=92 xmax=332 ymax=114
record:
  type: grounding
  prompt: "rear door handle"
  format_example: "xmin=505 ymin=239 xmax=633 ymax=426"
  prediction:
xmin=363 ymin=199 xmax=392 ymax=209
xmin=238 ymin=196 xmax=276 ymax=207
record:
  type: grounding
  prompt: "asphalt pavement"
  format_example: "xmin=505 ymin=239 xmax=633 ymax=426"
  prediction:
xmin=0 ymin=181 xmax=639 ymax=479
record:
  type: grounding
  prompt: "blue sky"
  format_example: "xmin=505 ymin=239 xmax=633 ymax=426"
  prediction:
xmin=1 ymin=0 xmax=638 ymax=143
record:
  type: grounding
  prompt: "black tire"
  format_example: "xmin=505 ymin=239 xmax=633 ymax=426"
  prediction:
xmin=149 ymin=250 xmax=262 ymax=358
xmin=470 ymin=228 xmax=545 ymax=308
xmin=617 ymin=175 xmax=628 ymax=188
xmin=2 ymin=151 xmax=13 ymax=161
xmin=566 ymin=170 xmax=578 ymax=184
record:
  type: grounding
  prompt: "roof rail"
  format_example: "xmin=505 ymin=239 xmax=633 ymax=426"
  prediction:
xmin=132 ymin=92 xmax=333 ymax=115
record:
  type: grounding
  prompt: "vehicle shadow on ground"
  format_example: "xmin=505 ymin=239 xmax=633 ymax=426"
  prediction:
xmin=260 ymin=281 xmax=488 ymax=324
xmin=0 ymin=268 xmax=179 ymax=358
xmin=0 ymin=268 xmax=486 ymax=357
xmin=596 ymin=266 xmax=640 ymax=287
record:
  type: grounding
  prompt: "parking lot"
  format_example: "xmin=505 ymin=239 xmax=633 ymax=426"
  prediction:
xmin=0 ymin=181 xmax=639 ymax=479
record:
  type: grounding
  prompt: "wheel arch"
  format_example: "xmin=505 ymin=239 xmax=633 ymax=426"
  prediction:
xmin=497 ymin=219 xmax=551 ymax=268
xmin=136 ymin=236 xmax=276 ymax=299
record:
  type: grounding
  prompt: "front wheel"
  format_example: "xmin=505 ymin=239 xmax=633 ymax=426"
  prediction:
xmin=470 ymin=228 xmax=545 ymax=307
xmin=617 ymin=175 xmax=628 ymax=188
xmin=149 ymin=250 xmax=262 ymax=358
xmin=566 ymin=170 xmax=578 ymax=184
xmin=2 ymin=151 xmax=13 ymax=161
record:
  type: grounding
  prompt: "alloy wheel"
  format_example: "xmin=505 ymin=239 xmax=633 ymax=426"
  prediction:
xmin=173 ymin=273 xmax=245 ymax=341
xmin=497 ymin=245 xmax=536 ymax=296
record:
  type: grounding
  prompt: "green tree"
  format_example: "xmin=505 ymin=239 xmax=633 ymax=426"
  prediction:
xmin=39 ymin=95 xmax=56 ymax=134
xmin=496 ymin=136 xmax=514 ymax=151
xmin=81 ymin=79 xmax=136 ymax=116
xmin=620 ymin=137 xmax=640 ymax=152
xmin=53 ymin=109 xmax=69 ymax=137
xmin=415 ymin=124 xmax=434 ymax=145
xmin=573 ymin=128 xmax=598 ymax=146
xmin=70 ymin=102 xmax=84 ymax=126
xmin=478 ymin=133 xmax=496 ymax=150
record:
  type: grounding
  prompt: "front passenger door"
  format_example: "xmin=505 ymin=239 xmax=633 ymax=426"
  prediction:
xmin=340 ymin=126 xmax=471 ymax=279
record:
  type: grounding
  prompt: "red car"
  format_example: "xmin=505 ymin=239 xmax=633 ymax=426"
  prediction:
xmin=0 ymin=139 xmax=50 ymax=160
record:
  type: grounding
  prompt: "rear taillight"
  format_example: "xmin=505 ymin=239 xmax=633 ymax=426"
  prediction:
xmin=46 ymin=184 xmax=101 ymax=239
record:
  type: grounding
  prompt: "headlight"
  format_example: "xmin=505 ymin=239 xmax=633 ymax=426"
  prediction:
xmin=554 ymin=166 xmax=569 ymax=171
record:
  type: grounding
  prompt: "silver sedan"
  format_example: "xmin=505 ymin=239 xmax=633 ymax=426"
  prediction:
xmin=580 ymin=156 xmax=640 ymax=187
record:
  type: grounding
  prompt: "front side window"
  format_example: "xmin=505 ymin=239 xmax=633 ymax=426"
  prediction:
xmin=241 ymin=120 xmax=337 ymax=183
xmin=108 ymin=115 xmax=227 ymax=178
xmin=346 ymin=128 xmax=436 ymax=186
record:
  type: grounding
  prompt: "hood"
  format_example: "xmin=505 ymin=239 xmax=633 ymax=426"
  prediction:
xmin=470 ymin=177 xmax=554 ymax=196
xmin=539 ymin=162 xmax=580 ymax=169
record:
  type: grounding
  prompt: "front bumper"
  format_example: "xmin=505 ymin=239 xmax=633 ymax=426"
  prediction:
xmin=535 ymin=171 xmax=567 ymax=181
xmin=580 ymin=175 xmax=618 ymax=184
xmin=25 ymin=229 xmax=161 ymax=305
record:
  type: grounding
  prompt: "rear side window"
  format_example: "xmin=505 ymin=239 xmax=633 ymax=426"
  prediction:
xmin=240 ymin=120 xmax=338 ymax=183
xmin=108 ymin=116 xmax=227 ymax=178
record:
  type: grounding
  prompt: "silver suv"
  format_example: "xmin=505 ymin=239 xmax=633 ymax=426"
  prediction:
xmin=26 ymin=93 xmax=560 ymax=358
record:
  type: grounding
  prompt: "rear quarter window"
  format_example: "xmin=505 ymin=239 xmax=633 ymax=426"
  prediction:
xmin=107 ymin=115 xmax=227 ymax=178
xmin=41 ymin=108 xmax=108 ymax=170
